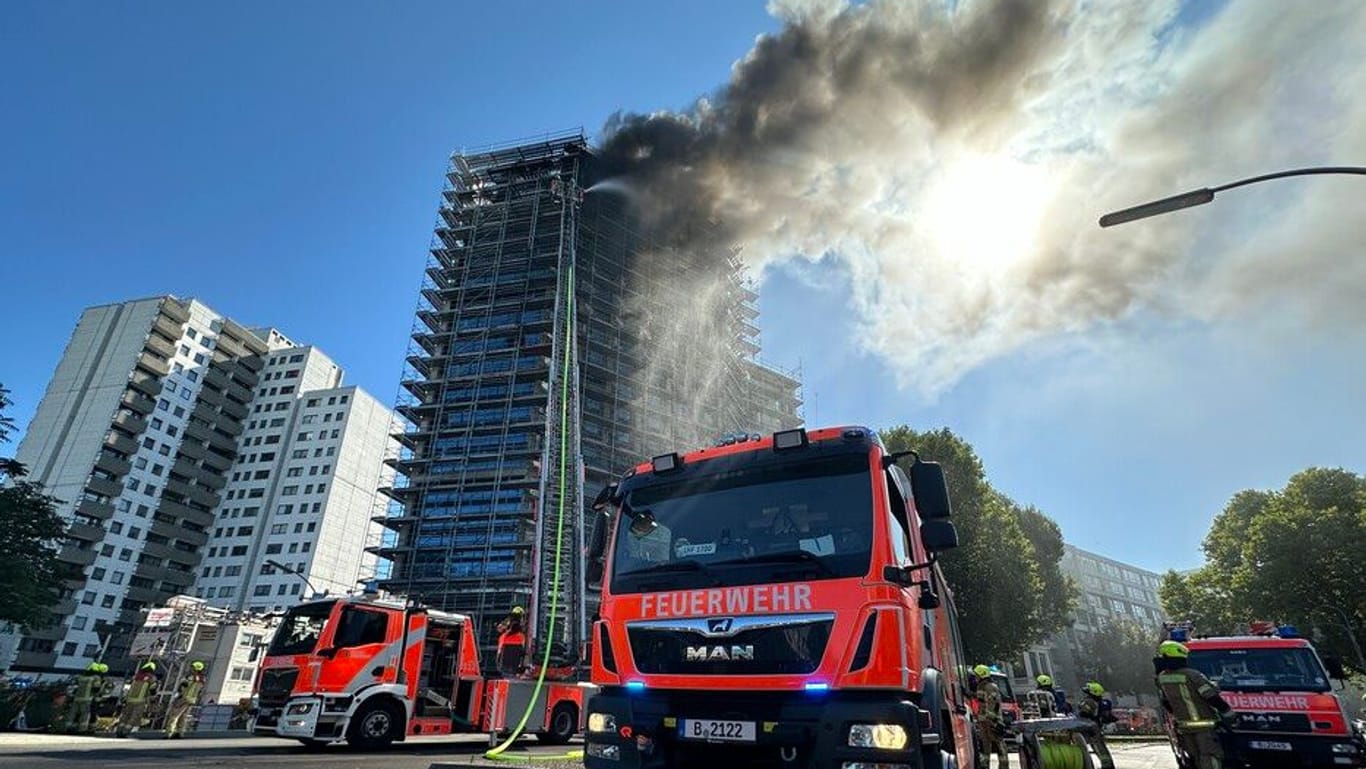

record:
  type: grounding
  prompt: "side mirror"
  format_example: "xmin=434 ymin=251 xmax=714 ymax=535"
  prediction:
xmin=921 ymin=519 xmax=959 ymax=552
xmin=910 ymin=461 xmax=952 ymax=519
xmin=1323 ymin=655 xmax=1347 ymax=680
xmin=317 ymin=647 xmax=338 ymax=659
xmin=592 ymin=483 xmax=619 ymax=511
xmin=918 ymin=586 xmax=941 ymax=610
xmin=883 ymin=565 xmax=912 ymax=586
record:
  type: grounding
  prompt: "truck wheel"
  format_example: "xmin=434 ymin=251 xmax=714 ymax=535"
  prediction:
xmin=347 ymin=699 xmax=402 ymax=749
xmin=537 ymin=703 xmax=578 ymax=745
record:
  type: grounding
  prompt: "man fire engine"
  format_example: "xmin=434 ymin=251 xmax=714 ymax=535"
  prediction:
xmin=253 ymin=595 xmax=588 ymax=748
xmin=1160 ymin=622 xmax=1362 ymax=768
xmin=582 ymin=426 xmax=976 ymax=769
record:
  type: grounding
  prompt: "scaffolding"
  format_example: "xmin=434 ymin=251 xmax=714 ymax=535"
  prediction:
xmin=375 ymin=131 xmax=802 ymax=666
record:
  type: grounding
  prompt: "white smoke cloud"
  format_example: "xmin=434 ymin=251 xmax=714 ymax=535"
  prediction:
xmin=599 ymin=0 xmax=1366 ymax=395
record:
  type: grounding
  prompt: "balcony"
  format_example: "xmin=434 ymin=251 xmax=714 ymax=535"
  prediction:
xmin=171 ymin=457 xmax=200 ymax=479
xmin=153 ymin=313 xmax=185 ymax=342
xmin=105 ymin=430 xmax=139 ymax=455
xmin=203 ymin=365 xmax=231 ymax=390
xmin=144 ymin=333 xmax=176 ymax=359
xmin=197 ymin=471 xmax=226 ymax=491
xmin=113 ymin=410 xmax=148 ymax=435
xmin=77 ymin=498 xmax=115 ymax=520
xmin=216 ymin=416 xmax=244 ymax=437
xmin=201 ymin=450 xmax=233 ymax=473
xmin=135 ymin=350 xmax=170 ymax=378
xmin=128 ymin=371 xmax=162 ymax=397
xmin=121 ymin=389 xmax=157 ymax=415
xmin=177 ymin=439 xmax=207 ymax=461
xmin=58 ymin=546 xmax=97 ymax=567
xmin=11 ymin=651 xmax=58 ymax=672
xmin=220 ymin=398 xmax=248 ymax=421
xmin=158 ymin=298 xmax=190 ymax=324
xmin=187 ymin=485 xmax=219 ymax=509
xmin=86 ymin=475 xmax=123 ymax=498
xmin=205 ymin=429 xmax=237 ymax=453
xmin=158 ymin=498 xmax=214 ymax=528
xmin=67 ymin=522 xmax=107 ymax=543
xmin=95 ymin=451 xmax=132 ymax=477
xmin=197 ymin=386 xmax=226 ymax=409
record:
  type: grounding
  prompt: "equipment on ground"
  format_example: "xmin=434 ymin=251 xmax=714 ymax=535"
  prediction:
xmin=582 ymin=426 xmax=975 ymax=768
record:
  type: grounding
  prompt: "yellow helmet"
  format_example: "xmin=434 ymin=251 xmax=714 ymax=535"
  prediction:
xmin=190 ymin=660 xmax=205 ymax=671
xmin=1158 ymin=640 xmax=1189 ymax=659
xmin=1036 ymin=674 xmax=1053 ymax=687
xmin=1085 ymin=681 xmax=1104 ymax=697
xmin=141 ymin=661 xmax=157 ymax=671
xmin=85 ymin=662 xmax=101 ymax=673
xmin=973 ymin=664 xmax=991 ymax=678
xmin=511 ymin=606 xmax=525 ymax=615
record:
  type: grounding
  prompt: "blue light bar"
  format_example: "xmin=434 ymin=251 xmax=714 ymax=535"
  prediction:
xmin=1276 ymin=625 xmax=1299 ymax=638
xmin=1170 ymin=628 xmax=1189 ymax=642
xmin=804 ymin=682 xmax=829 ymax=692
xmin=626 ymin=680 xmax=646 ymax=692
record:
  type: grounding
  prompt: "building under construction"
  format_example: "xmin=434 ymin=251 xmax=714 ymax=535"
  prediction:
xmin=376 ymin=132 xmax=801 ymax=663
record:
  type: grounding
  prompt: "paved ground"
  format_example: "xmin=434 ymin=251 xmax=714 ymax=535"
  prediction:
xmin=0 ymin=733 xmax=1176 ymax=769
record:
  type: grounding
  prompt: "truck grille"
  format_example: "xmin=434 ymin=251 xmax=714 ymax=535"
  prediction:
xmin=627 ymin=613 xmax=834 ymax=675
xmin=1235 ymin=711 xmax=1312 ymax=733
xmin=257 ymin=667 xmax=299 ymax=707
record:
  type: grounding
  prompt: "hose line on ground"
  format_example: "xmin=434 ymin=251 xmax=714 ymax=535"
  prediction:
xmin=484 ymin=260 xmax=583 ymax=763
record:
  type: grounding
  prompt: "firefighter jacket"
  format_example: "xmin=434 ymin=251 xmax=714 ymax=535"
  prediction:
xmin=1080 ymin=693 xmax=1117 ymax=725
xmin=975 ymin=680 xmax=1004 ymax=725
xmin=126 ymin=671 xmax=158 ymax=704
xmin=1024 ymin=687 xmax=1057 ymax=718
xmin=1157 ymin=666 xmax=1230 ymax=732
xmin=71 ymin=673 xmax=99 ymax=703
xmin=175 ymin=672 xmax=206 ymax=703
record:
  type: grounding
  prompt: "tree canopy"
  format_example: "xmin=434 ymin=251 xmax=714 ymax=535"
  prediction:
xmin=1159 ymin=467 xmax=1366 ymax=673
xmin=880 ymin=425 xmax=1075 ymax=663
xmin=1078 ymin=618 xmax=1156 ymax=695
xmin=0 ymin=384 xmax=67 ymax=631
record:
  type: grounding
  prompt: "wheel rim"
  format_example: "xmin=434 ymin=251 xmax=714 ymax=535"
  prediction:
xmin=554 ymin=709 xmax=573 ymax=735
xmin=363 ymin=710 xmax=391 ymax=738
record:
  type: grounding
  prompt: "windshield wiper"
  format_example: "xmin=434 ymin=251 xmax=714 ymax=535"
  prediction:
xmin=711 ymin=549 xmax=836 ymax=576
xmin=615 ymin=559 xmax=714 ymax=579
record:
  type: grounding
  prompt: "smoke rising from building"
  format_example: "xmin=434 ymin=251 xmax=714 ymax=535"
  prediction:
xmin=596 ymin=0 xmax=1366 ymax=394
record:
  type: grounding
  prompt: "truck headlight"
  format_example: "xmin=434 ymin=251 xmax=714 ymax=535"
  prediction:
xmin=588 ymin=713 xmax=617 ymax=733
xmin=1332 ymin=743 xmax=1358 ymax=754
xmin=848 ymin=724 xmax=909 ymax=750
xmin=286 ymin=702 xmax=314 ymax=715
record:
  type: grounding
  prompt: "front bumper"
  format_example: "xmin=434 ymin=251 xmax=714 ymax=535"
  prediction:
xmin=1228 ymin=732 xmax=1362 ymax=767
xmin=584 ymin=687 xmax=932 ymax=769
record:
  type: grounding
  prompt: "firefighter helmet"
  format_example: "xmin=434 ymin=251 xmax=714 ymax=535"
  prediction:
xmin=973 ymin=664 xmax=991 ymax=678
xmin=190 ymin=660 xmax=205 ymax=672
xmin=511 ymin=606 xmax=525 ymax=615
xmin=1158 ymin=640 xmax=1190 ymax=659
xmin=1085 ymin=681 xmax=1104 ymax=697
xmin=1036 ymin=674 xmax=1053 ymax=687
xmin=140 ymin=661 xmax=157 ymax=671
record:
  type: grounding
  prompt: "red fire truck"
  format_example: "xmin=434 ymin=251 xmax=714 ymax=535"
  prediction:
xmin=252 ymin=595 xmax=589 ymax=748
xmin=581 ymin=426 xmax=977 ymax=769
xmin=1169 ymin=624 xmax=1361 ymax=767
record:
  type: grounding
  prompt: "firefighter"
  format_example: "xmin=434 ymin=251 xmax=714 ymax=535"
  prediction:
xmin=164 ymin=661 xmax=206 ymax=738
xmin=495 ymin=606 xmax=527 ymax=675
xmin=1023 ymin=673 xmax=1057 ymax=719
xmin=67 ymin=662 xmax=111 ymax=733
xmin=1078 ymin=681 xmax=1118 ymax=769
xmin=1155 ymin=640 xmax=1234 ymax=769
xmin=116 ymin=661 xmax=159 ymax=737
xmin=973 ymin=664 xmax=1009 ymax=769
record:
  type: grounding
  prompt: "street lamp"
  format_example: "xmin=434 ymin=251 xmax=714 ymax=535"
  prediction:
xmin=265 ymin=559 xmax=320 ymax=598
xmin=1098 ymin=166 xmax=1366 ymax=227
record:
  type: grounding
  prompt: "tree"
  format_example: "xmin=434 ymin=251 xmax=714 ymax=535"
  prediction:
xmin=1077 ymin=619 xmax=1156 ymax=696
xmin=1160 ymin=468 xmax=1366 ymax=674
xmin=0 ymin=383 xmax=67 ymax=631
xmin=880 ymin=425 xmax=1074 ymax=663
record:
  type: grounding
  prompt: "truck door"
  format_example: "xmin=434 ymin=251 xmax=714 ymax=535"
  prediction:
xmin=316 ymin=604 xmax=394 ymax=694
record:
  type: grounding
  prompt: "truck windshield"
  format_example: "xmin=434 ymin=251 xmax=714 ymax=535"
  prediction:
xmin=1187 ymin=647 xmax=1331 ymax=692
xmin=610 ymin=452 xmax=873 ymax=594
xmin=267 ymin=600 xmax=336 ymax=656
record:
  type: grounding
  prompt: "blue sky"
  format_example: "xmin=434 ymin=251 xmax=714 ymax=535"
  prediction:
xmin=4 ymin=0 xmax=1362 ymax=574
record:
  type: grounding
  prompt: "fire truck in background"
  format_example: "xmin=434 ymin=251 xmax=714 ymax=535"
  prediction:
xmin=582 ymin=426 xmax=977 ymax=769
xmin=1162 ymin=622 xmax=1361 ymax=768
xmin=252 ymin=595 xmax=589 ymax=748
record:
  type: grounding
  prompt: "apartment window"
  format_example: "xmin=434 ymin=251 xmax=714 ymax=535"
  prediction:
xmin=274 ymin=402 xmax=288 ymax=411
xmin=276 ymin=584 xmax=289 ymax=596
xmin=186 ymin=328 xmax=198 ymax=339
xmin=276 ymin=504 xmax=292 ymax=515
xmin=311 ymin=502 xmax=321 ymax=513
xmin=304 ymin=484 xmax=313 ymax=494
xmin=264 ymin=435 xmax=280 ymax=444
xmin=128 ymin=526 xmax=141 ymax=539
xmin=322 ymin=413 xmax=331 ymax=423
xmin=287 ymin=467 xmax=302 ymax=478
xmin=287 ymin=543 xmax=298 ymax=553
xmin=248 ymin=488 xmax=264 ymax=498
xmin=339 ymin=395 xmax=348 ymax=404
xmin=254 ymin=585 xmax=271 ymax=597
xmin=136 ymin=504 xmax=149 ymax=517
xmin=293 ymin=523 xmax=304 ymax=534
xmin=305 ymin=523 xmax=316 ymax=533
xmin=292 ymin=449 xmax=308 ymax=459
xmin=143 ymin=437 xmax=157 ymax=449
xmin=111 ymin=521 xmax=124 ymax=534
xmin=101 ymin=595 xmax=116 ymax=608
xmin=302 ymin=541 xmax=312 ymax=551
xmin=91 ymin=567 xmax=107 ymax=581
xmin=157 ymin=443 xmax=170 ymax=455
xmin=291 ymin=583 xmax=301 ymax=595
xmin=100 ymin=544 xmax=115 ymax=557
xmin=265 ymin=543 xmax=282 ymax=554
xmin=220 ymin=586 xmax=235 ymax=597
xmin=134 ymin=457 xmax=148 ymax=469
xmin=327 ymin=397 xmax=336 ymax=405
xmin=127 ymin=479 xmax=141 ymax=491
xmin=149 ymin=418 xmax=163 ymax=430
xmin=270 ymin=418 xmax=285 ymax=427
xmin=231 ymin=545 xmax=248 ymax=556
xmin=151 ymin=463 xmax=164 ymax=474
xmin=313 ymin=448 xmax=322 ymax=458
xmin=165 ymin=382 xmax=177 ymax=395
xmin=325 ymin=447 xmax=334 ymax=457
xmin=120 ymin=547 xmax=133 ymax=561
xmin=281 ymin=485 xmax=297 ymax=496
xmin=330 ymin=429 xmax=339 ymax=439
xmin=271 ymin=524 xmax=287 ymax=534
xmin=315 ymin=483 xmax=327 ymax=494
xmin=193 ymin=352 xmax=207 ymax=365
xmin=111 ymin=571 xmax=125 ymax=585
xmin=61 ymin=641 xmax=79 ymax=656
xmin=143 ymin=484 xmax=157 ymax=496
xmin=179 ymin=344 xmax=191 ymax=356
xmin=306 ymin=398 xmax=319 ymax=407
xmin=231 ymin=666 xmax=254 ymax=682
xmin=301 ymin=415 xmax=316 ymax=425
xmin=297 ymin=432 xmax=311 ymax=442
xmin=166 ymin=425 xmax=178 ymax=436
xmin=289 ymin=354 xmax=304 ymax=363
xmin=253 ymin=470 xmax=269 ymax=480
xmin=187 ymin=371 xmax=198 ymax=381
xmin=284 ymin=369 xmax=299 ymax=379
xmin=260 ymin=452 xmax=275 ymax=461
xmin=172 ymin=405 xmax=185 ymax=417
xmin=173 ymin=362 xmax=185 ymax=374
xmin=225 ymin=565 xmax=241 ymax=576
xmin=71 ymin=615 xmax=88 ymax=630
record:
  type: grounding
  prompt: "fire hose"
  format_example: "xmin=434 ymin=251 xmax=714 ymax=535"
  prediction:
xmin=484 ymin=260 xmax=583 ymax=763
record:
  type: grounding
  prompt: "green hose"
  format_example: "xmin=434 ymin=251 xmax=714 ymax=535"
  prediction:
xmin=1037 ymin=736 xmax=1085 ymax=769
xmin=484 ymin=261 xmax=582 ymax=763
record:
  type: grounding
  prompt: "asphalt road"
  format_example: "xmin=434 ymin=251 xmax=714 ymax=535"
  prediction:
xmin=0 ymin=734 xmax=1177 ymax=769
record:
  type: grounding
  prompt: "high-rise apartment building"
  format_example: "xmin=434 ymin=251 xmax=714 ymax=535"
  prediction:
xmin=377 ymin=132 xmax=801 ymax=662
xmin=3 ymin=298 xmax=396 ymax=676
xmin=192 ymin=331 xmax=395 ymax=613
xmin=1008 ymin=544 xmax=1167 ymax=696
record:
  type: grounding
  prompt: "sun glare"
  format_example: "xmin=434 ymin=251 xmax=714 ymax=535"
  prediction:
xmin=925 ymin=152 xmax=1052 ymax=274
